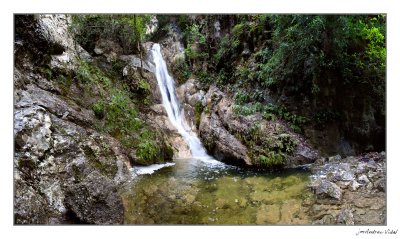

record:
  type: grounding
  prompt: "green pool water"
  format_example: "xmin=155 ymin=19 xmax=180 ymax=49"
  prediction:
xmin=122 ymin=158 xmax=314 ymax=224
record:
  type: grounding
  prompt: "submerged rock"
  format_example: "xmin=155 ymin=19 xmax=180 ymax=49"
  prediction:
xmin=256 ymin=204 xmax=281 ymax=224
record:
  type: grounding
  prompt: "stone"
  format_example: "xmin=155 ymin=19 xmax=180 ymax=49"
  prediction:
xmin=14 ymin=181 xmax=49 ymax=224
xmin=349 ymin=180 xmax=361 ymax=191
xmin=14 ymin=14 xmax=134 ymax=225
xmin=337 ymin=209 xmax=354 ymax=225
xmin=150 ymin=104 xmax=167 ymax=115
xmin=358 ymin=174 xmax=370 ymax=184
xmin=64 ymin=171 xmax=124 ymax=224
xmin=121 ymin=55 xmax=154 ymax=73
xmin=199 ymin=112 xmax=252 ymax=166
xmin=341 ymin=171 xmax=355 ymax=181
xmin=14 ymin=105 xmax=52 ymax=162
xmin=315 ymin=180 xmax=342 ymax=200
xmin=309 ymin=154 xmax=386 ymax=225
xmin=94 ymin=39 xmax=123 ymax=62
xmin=328 ymin=155 xmax=342 ymax=163
xmin=280 ymin=199 xmax=302 ymax=224
xmin=374 ymin=178 xmax=386 ymax=192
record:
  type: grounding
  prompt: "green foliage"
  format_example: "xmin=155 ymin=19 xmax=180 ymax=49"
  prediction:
xmin=313 ymin=108 xmax=340 ymax=127
xmin=92 ymin=100 xmax=105 ymax=119
xmin=136 ymin=129 xmax=160 ymax=164
xmin=77 ymin=60 xmax=111 ymax=89
xmin=216 ymin=68 xmax=228 ymax=85
xmin=277 ymin=134 xmax=297 ymax=154
xmin=111 ymin=59 xmax=125 ymax=75
xmin=258 ymin=152 xmax=285 ymax=167
xmin=234 ymin=89 xmax=251 ymax=104
xmin=233 ymin=102 xmax=308 ymax=133
xmin=213 ymin=35 xmax=240 ymax=66
xmin=197 ymin=69 xmax=212 ymax=84
xmin=69 ymin=14 xmax=152 ymax=53
xmin=184 ymin=24 xmax=209 ymax=62
xmin=232 ymin=102 xmax=263 ymax=116
xmin=106 ymin=89 xmax=142 ymax=137
xmin=172 ymin=56 xmax=192 ymax=83
xmin=194 ymin=102 xmax=204 ymax=129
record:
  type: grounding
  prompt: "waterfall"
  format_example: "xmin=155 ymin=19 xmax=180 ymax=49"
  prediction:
xmin=150 ymin=43 xmax=213 ymax=160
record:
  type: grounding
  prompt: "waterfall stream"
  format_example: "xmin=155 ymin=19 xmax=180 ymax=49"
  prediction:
xmin=124 ymin=44 xmax=313 ymax=224
xmin=150 ymin=43 xmax=219 ymax=164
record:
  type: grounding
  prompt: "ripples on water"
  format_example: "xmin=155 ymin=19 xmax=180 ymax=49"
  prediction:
xmin=122 ymin=158 xmax=314 ymax=224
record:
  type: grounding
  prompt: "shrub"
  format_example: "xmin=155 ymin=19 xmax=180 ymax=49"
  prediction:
xmin=194 ymin=102 xmax=204 ymax=129
xmin=92 ymin=100 xmax=105 ymax=119
xmin=258 ymin=152 xmax=285 ymax=167
xmin=136 ymin=129 xmax=161 ymax=164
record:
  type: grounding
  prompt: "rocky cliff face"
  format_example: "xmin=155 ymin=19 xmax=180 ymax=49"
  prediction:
xmin=14 ymin=14 xmax=137 ymax=224
xmin=176 ymin=79 xmax=319 ymax=168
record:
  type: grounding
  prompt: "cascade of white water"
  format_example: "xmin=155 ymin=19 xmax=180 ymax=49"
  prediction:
xmin=150 ymin=43 xmax=213 ymax=159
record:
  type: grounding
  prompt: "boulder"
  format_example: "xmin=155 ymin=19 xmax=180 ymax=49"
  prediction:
xmin=94 ymin=39 xmax=123 ymax=62
xmin=314 ymin=179 xmax=342 ymax=200
xmin=64 ymin=172 xmax=124 ymax=224
xmin=199 ymin=112 xmax=252 ymax=166
xmin=309 ymin=153 xmax=386 ymax=225
xmin=14 ymin=181 xmax=49 ymax=224
xmin=337 ymin=208 xmax=354 ymax=225
xmin=14 ymin=105 xmax=52 ymax=162
xmin=196 ymin=84 xmax=318 ymax=168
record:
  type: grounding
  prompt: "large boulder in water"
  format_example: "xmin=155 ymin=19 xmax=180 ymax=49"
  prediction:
xmin=200 ymin=112 xmax=252 ymax=166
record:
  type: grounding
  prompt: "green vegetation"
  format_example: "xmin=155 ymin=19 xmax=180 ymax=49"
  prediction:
xmin=69 ymin=14 xmax=152 ymax=54
xmin=173 ymin=14 xmax=385 ymax=123
xmin=194 ymin=102 xmax=204 ymax=129
xmin=76 ymin=59 xmax=111 ymax=90
xmin=164 ymin=14 xmax=385 ymax=154
xmin=233 ymin=103 xmax=308 ymax=133
xmin=258 ymin=153 xmax=285 ymax=167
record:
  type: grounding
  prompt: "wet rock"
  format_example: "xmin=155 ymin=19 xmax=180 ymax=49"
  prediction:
xmin=309 ymin=153 xmax=386 ymax=225
xmin=314 ymin=180 xmax=342 ymax=200
xmin=280 ymin=199 xmax=302 ymax=224
xmin=337 ymin=208 xmax=354 ymax=225
xmin=328 ymin=154 xmax=342 ymax=163
xmin=150 ymin=104 xmax=167 ymax=115
xmin=199 ymin=112 xmax=252 ymax=166
xmin=158 ymin=23 xmax=185 ymax=67
xmin=374 ymin=178 xmax=386 ymax=192
xmin=358 ymin=174 xmax=370 ymax=184
xmin=197 ymin=85 xmax=318 ymax=167
xmin=64 ymin=171 xmax=124 ymax=224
